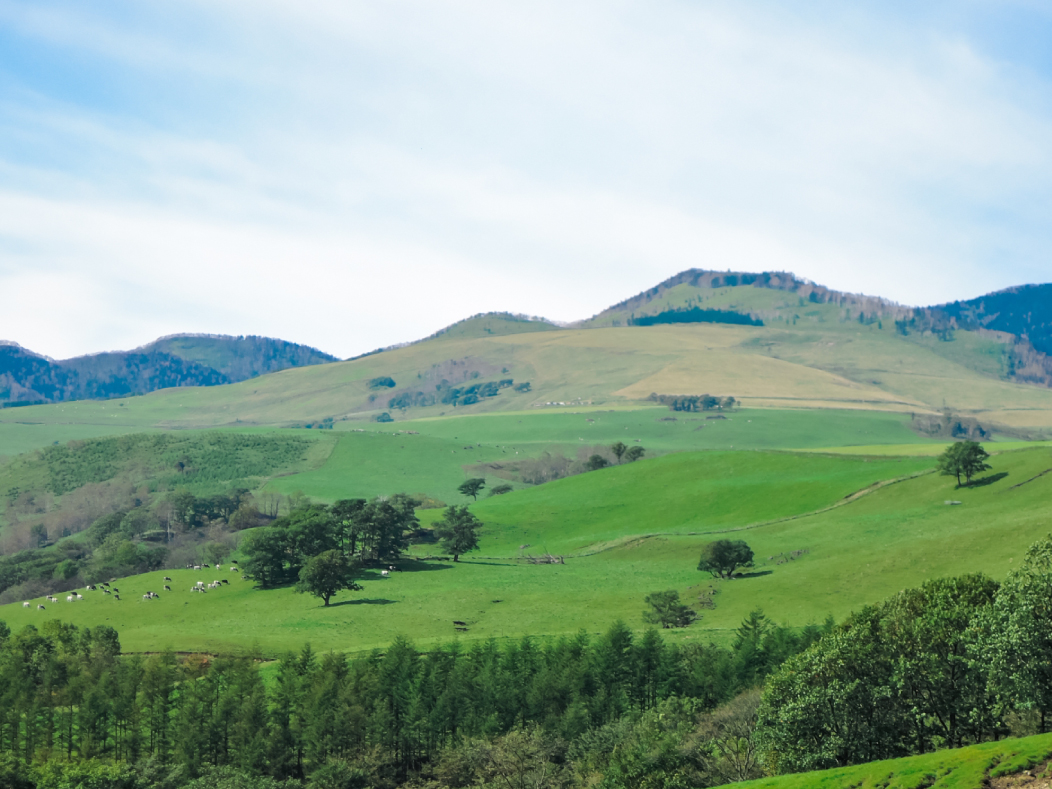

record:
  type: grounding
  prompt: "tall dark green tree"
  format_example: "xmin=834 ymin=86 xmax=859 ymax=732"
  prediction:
xmin=434 ymin=506 xmax=482 ymax=562
xmin=611 ymin=442 xmax=627 ymax=464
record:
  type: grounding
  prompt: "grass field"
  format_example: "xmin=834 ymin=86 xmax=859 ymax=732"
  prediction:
xmin=738 ymin=733 xmax=1052 ymax=788
xmin=267 ymin=407 xmax=937 ymax=503
xmin=3 ymin=444 xmax=1050 ymax=657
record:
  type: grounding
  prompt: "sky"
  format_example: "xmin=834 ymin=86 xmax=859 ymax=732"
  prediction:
xmin=1 ymin=1 xmax=1051 ymax=360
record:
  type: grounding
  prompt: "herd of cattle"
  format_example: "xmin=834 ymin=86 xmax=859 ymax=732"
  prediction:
xmin=22 ymin=562 xmax=245 ymax=610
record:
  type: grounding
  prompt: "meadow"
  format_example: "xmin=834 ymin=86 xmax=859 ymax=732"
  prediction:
xmin=3 ymin=443 xmax=1048 ymax=657
xmin=266 ymin=406 xmax=938 ymax=503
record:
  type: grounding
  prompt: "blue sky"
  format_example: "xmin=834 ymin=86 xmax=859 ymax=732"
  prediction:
xmin=1 ymin=0 xmax=1051 ymax=359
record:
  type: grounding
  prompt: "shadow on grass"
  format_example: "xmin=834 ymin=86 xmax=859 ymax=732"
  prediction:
xmin=328 ymin=598 xmax=397 ymax=608
xmin=735 ymin=570 xmax=774 ymax=579
xmin=962 ymin=472 xmax=1009 ymax=489
xmin=369 ymin=560 xmax=455 ymax=574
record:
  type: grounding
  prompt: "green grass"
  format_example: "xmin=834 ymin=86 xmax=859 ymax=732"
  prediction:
xmin=441 ymin=451 xmax=934 ymax=556
xmin=0 ymin=422 xmax=153 ymax=458
xmin=739 ymin=732 xmax=1052 ymax=788
xmin=4 ymin=446 xmax=1051 ymax=657
xmin=266 ymin=407 xmax=935 ymax=503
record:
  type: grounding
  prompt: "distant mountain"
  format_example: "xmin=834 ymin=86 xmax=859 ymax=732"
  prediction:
xmin=0 ymin=334 xmax=337 ymax=406
xmin=931 ymin=284 xmax=1052 ymax=356
xmin=141 ymin=334 xmax=338 ymax=381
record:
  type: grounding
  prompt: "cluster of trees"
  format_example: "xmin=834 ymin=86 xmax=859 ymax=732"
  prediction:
xmin=388 ymin=379 xmax=524 ymax=411
xmin=240 ymin=498 xmax=419 ymax=589
xmin=629 ymin=307 xmax=763 ymax=327
xmin=757 ymin=536 xmax=1052 ymax=773
xmin=648 ymin=394 xmax=737 ymax=412
xmin=239 ymin=496 xmax=484 ymax=602
xmin=0 ymin=614 xmax=830 ymax=788
xmin=936 ymin=440 xmax=992 ymax=487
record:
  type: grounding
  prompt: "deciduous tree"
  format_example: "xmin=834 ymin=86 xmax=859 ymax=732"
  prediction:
xmin=698 ymin=540 xmax=754 ymax=579
xmin=937 ymin=441 xmax=991 ymax=487
xmin=435 ymin=506 xmax=482 ymax=561
xmin=296 ymin=550 xmax=361 ymax=606
xmin=643 ymin=590 xmax=695 ymax=628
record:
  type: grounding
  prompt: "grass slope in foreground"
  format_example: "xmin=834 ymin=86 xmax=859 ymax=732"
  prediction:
xmin=2 ymin=446 xmax=1051 ymax=655
xmin=740 ymin=732 xmax=1052 ymax=789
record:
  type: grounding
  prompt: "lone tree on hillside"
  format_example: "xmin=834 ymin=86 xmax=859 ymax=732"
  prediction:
xmin=643 ymin=590 xmax=696 ymax=628
xmin=625 ymin=445 xmax=645 ymax=463
xmin=296 ymin=549 xmax=362 ymax=606
xmin=611 ymin=441 xmax=627 ymax=464
xmin=698 ymin=540 xmax=755 ymax=579
xmin=458 ymin=478 xmax=486 ymax=501
xmin=586 ymin=455 xmax=610 ymax=471
xmin=937 ymin=440 xmax=992 ymax=487
xmin=435 ymin=505 xmax=482 ymax=561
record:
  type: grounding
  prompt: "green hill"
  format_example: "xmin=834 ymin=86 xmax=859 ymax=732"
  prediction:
xmin=5 ymin=318 xmax=1052 ymax=442
xmin=3 ymin=443 xmax=1048 ymax=656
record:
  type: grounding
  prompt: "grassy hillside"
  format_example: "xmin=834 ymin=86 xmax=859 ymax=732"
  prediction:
xmin=4 ymin=444 xmax=1049 ymax=656
xmin=739 ymin=733 xmax=1052 ymax=788
xmin=265 ymin=408 xmax=935 ymax=503
xmin=430 ymin=451 xmax=933 ymax=556
xmin=4 ymin=320 xmax=1052 ymax=439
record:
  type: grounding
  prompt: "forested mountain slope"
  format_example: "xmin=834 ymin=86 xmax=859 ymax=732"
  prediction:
xmin=0 ymin=334 xmax=337 ymax=406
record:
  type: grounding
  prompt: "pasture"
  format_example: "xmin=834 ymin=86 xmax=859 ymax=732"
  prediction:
xmin=266 ymin=407 xmax=937 ymax=503
xmin=3 ymin=444 xmax=1050 ymax=657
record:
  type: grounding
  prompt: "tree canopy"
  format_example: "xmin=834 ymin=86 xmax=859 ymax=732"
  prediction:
xmin=434 ymin=505 xmax=483 ymax=561
xmin=643 ymin=590 xmax=696 ymax=628
xmin=937 ymin=440 xmax=991 ymax=487
xmin=698 ymin=540 xmax=754 ymax=579
xmin=296 ymin=549 xmax=362 ymax=606
xmin=457 ymin=478 xmax=486 ymax=501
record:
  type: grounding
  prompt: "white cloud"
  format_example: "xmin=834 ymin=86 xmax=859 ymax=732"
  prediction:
xmin=0 ymin=0 xmax=1050 ymax=357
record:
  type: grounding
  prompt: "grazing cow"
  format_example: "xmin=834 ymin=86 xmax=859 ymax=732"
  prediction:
xmin=103 ymin=589 xmax=110 ymax=594
xmin=163 ymin=576 xmax=171 ymax=581
xmin=193 ymin=565 xmax=201 ymax=570
xmin=112 ymin=588 xmax=119 ymax=593
xmin=37 ymin=605 xmax=45 ymax=610
xmin=197 ymin=581 xmax=205 ymax=587
xmin=67 ymin=595 xmax=74 ymax=602
xmin=114 ymin=595 xmax=120 ymax=600
xmin=22 ymin=602 xmax=29 ymax=608
xmin=221 ymin=579 xmax=229 ymax=585
xmin=102 ymin=582 xmax=110 ymax=587
xmin=86 ymin=585 xmax=96 ymax=591
xmin=381 ymin=570 xmax=390 ymax=577
xmin=76 ymin=594 xmax=83 ymax=600
xmin=202 ymin=563 xmax=210 ymax=569
xmin=164 ymin=585 xmax=171 ymax=591
xmin=230 ymin=566 xmax=239 ymax=572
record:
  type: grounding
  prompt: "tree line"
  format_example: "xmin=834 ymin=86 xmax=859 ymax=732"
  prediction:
xmin=757 ymin=535 xmax=1052 ymax=772
xmin=0 ymin=615 xmax=829 ymax=789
